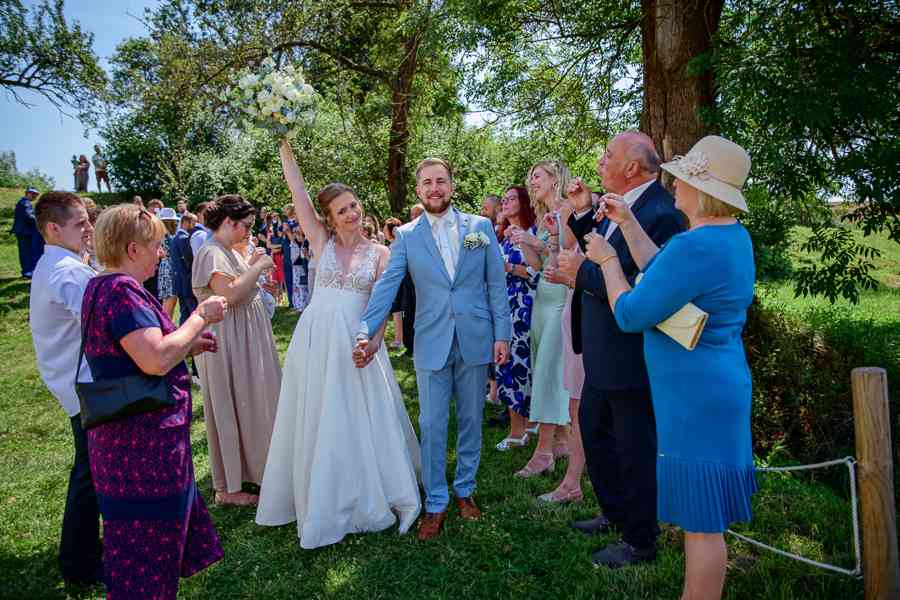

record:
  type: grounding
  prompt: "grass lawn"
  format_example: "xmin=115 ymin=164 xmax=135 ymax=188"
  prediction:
xmin=759 ymin=224 xmax=900 ymax=325
xmin=0 ymin=188 xmax=869 ymax=598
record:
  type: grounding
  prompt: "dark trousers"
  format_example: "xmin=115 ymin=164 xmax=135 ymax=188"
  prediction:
xmin=177 ymin=292 xmax=197 ymax=324
xmin=283 ymin=254 xmax=294 ymax=308
xmin=60 ymin=415 xmax=102 ymax=582
xmin=579 ymin=385 xmax=660 ymax=549
xmin=16 ymin=234 xmax=42 ymax=276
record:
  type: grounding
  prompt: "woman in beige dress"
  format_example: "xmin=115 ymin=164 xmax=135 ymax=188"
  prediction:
xmin=192 ymin=194 xmax=282 ymax=506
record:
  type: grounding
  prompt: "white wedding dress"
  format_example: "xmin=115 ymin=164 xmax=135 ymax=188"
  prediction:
xmin=256 ymin=237 xmax=421 ymax=548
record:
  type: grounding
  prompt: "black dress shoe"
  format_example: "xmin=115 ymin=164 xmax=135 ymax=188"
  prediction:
xmin=487 ymin=409 xmax=510 ymax=428
xmin=591 ymin=542 xmax=657 ymax=568
xmin=570 ymin=514 xmax=615 ymax=535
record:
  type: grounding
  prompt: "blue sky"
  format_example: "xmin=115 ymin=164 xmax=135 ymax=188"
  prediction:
xmin=2 ymin=0 xmax=159 ymax=191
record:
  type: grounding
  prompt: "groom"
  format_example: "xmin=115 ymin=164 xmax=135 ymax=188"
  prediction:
xmin=354 ymin=158 xmax=511 ymax=540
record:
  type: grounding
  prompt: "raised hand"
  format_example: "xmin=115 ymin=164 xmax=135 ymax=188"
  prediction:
xmin=595 ymin=193 xmax=633 ymax=225
xmin=508 ymin=225 xmax=542 ymax=250
xmin=248 ymin=248 xmax=275 ymax=271
xmin=557 ymin=248 xmax=585 ymax=281
xmin=541 ymin=212 xmax=559 ymax=235
xmin=196 ymin=296 xmax=228 ymax=324
xmin=585 ymin=232 xmax=617 ymax=265
xmin=565 ymin=177 xmax=592 ymax=211
xmin=543 ymin=264 xmax=572 ymax=287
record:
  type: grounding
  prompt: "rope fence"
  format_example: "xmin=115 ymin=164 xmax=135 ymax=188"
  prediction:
xmin=727 ymin=456 xmax=862 ymax=578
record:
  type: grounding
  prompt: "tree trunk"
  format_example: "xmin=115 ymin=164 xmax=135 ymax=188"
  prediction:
xmin=640 ymin=0 xmax=724 ymax=173
xmin=386 ymin=31 xmax=420 ymax=215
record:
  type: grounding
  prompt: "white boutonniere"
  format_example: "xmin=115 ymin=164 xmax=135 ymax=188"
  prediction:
xmin=463 ymin=231 xmax=491 ymax=250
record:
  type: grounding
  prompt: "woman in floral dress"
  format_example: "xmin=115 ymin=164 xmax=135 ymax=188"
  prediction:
xmin=494 ymin=185 xmax=542 ymax=451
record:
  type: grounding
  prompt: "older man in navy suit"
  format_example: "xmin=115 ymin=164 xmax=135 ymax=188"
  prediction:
xmin=11 ymin=187 xmax=45 ymax=278
xmin=558 ymin=131 xmax=683 ymax=568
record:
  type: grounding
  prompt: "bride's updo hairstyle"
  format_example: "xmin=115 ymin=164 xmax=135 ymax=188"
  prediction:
xmin=204 ymin=194 xmax=256 ymax=231
xmin=317 ymin=183 xmax=363 ymax=231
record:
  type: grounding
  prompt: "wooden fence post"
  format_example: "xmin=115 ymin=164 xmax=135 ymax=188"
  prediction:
xmin=852 ymin=367 xmax=900 ymax=600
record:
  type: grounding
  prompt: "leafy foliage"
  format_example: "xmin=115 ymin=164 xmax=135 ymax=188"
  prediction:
xmin=715 ymin=0 xmax=900 ymax=299
xmin=793 ymin=225 xmax=881 ymax=304
xmin=0 ymin=151 xmax=54 ymax=189
xmin=0 ymin=0 xmax=107 ymax=124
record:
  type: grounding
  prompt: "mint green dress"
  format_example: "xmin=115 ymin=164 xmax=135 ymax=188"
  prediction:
xmin=528 ymin=228 xmax=570 ymax=425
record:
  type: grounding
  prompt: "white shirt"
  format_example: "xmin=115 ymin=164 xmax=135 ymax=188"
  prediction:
xmin=190 ymin=224 xmax=210 ymax=255
xmin=604 ymin=179 xmax=655 ymax=239
xmin=424 ymin=208 xmax=460 ymax=279
xmin=29 ymin=245 xmax=96 ymax=417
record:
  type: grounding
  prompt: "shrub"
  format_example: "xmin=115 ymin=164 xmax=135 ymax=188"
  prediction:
xmin=744 ymin=295 xmax=899 ymax=489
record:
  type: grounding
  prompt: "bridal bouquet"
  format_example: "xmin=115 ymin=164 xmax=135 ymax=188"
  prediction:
xmin=224 ymin=58 xmax=317 ymax=139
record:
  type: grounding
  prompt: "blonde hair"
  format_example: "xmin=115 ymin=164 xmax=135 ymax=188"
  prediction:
xmin=696 ymin=190 xmax=741 ymax=218
xmin=94 ymin=204 xmax=166 ymax=268
xmin=527 ymin=160 xmax=572 ymax=223
xmin=415 ymin=158 xmax=453 ymax=182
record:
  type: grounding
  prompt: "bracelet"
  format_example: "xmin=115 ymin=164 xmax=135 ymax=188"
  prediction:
xmin=596 ymin=254 xmax=617 ymax=266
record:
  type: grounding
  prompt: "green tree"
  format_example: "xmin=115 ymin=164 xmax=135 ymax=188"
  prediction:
xmin=714 ymin=0 xmax=900 ymax=301
xmin=150 ymin=0 xmax=465 ymax=214
xmin=0 ymin=0 xmax=106 ymax=123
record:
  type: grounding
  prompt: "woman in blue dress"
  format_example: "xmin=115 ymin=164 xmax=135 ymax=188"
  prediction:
xmin=494 ymin=185 xmax=541 ymax=451
xmin=579 ymin=136 xmax=756 ymax=600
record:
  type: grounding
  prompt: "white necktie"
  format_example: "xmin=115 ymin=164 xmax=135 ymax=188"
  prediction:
xmin=436 ymin=217 xmax=456 ymax=280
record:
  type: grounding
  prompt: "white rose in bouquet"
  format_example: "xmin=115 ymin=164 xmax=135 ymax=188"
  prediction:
xmin=225 ymin=57 xmax=318 ymax=139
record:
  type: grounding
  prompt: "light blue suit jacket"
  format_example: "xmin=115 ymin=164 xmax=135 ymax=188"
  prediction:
xmin=359 ymin=208 xmax=511 ymax=371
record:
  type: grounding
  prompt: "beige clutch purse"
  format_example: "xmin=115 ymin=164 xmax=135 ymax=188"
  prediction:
xmin=634 ymin=274 xmax=708 ymax=351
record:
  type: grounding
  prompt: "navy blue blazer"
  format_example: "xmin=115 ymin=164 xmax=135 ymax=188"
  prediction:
xmin=11 ymin=197 xmax=39 ymax=236
xmin=172 ymin=228 xmax=195 ymax=296
xmin=574 ymin=181 xmax=684 ymax=391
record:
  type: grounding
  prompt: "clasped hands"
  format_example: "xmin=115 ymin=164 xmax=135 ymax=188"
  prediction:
xmin=352 ymin=337 xmax=510 ymax=369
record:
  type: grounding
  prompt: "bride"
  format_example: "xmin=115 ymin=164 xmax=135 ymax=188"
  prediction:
xmin=256 ymin=140 xmax=421 ymax=548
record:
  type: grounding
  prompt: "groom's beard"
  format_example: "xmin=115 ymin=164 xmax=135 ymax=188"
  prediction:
xmin=423 ymin=197 xmax=452 ymax=214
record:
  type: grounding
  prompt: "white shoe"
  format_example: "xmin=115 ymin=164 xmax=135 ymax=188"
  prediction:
xmin=496 ymin=433 xmax=529 ymax=451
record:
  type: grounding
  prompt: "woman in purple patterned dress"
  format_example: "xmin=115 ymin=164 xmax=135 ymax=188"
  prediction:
xmin=82 ymin=204 xmax=227 ymax=599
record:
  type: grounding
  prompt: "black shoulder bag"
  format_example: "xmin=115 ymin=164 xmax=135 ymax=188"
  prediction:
xmin=76 ymin=277 xmax=176 ymax=430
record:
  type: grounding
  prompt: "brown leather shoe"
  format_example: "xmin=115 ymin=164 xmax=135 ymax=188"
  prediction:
xmin=455 ymin=496 xmax=482 ymax=521
xmin=417 ymin=511 xmax=447 ymax=541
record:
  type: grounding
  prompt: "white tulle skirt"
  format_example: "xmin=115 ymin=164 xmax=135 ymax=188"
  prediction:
xmin=255 ymin=286 xmax=421 ymax=549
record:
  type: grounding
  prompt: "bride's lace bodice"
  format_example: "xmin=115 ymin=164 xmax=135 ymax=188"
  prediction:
xmin=315 ymin=237 xmax=379 ymax=296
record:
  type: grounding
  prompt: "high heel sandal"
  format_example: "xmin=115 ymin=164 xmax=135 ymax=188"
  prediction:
xmin=514 ymin=452 xmax=555 ymax=478
xmin=552 ymin=443 xmax=570 ymax=459
xmin=537 ymin=486 xmax=583 ymax=504
xmin=496 ymin=432 xmax=530 ymax=451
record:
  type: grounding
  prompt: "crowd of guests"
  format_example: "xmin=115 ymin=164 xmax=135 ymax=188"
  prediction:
xmin=25 ymin=130 xmax=756 ymax=600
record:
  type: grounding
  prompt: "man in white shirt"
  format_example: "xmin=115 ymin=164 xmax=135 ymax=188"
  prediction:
xmin=189 ymin=200 xmax=212 ymax=256
xmin=29 ymin=191 xmax=102 ymax=586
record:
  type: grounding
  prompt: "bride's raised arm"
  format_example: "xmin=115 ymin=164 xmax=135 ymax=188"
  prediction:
xmin=280 ymin=139 xmax=327 ymax=252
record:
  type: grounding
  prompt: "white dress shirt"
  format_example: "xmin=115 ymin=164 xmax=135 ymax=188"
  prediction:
xmin=29 ymin=245 xmax=96 ymax=417
xmin=604 ymin=179 xmax=655 ymax=240
xmin=425 ymin=208 xmax=460 ymax=280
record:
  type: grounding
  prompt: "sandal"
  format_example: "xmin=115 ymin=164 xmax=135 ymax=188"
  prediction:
xmin=537 ymin=486 xmax=583 ymax=504
xmin=496 ymin=433 xmax=529 ymax=451
xmin=552 ymin=443 xmax=570 ymax=459
xmin=215 ymin=491 xmax=259 ymax=507
xmin=525 ymin=425 xmax=540 ymax=435
xmin=515 ymin=452 xmax=555 ymax=478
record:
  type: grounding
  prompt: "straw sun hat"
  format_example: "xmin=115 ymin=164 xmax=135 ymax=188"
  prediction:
xmin=660 ymin=135 xmax=751 ymax=212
